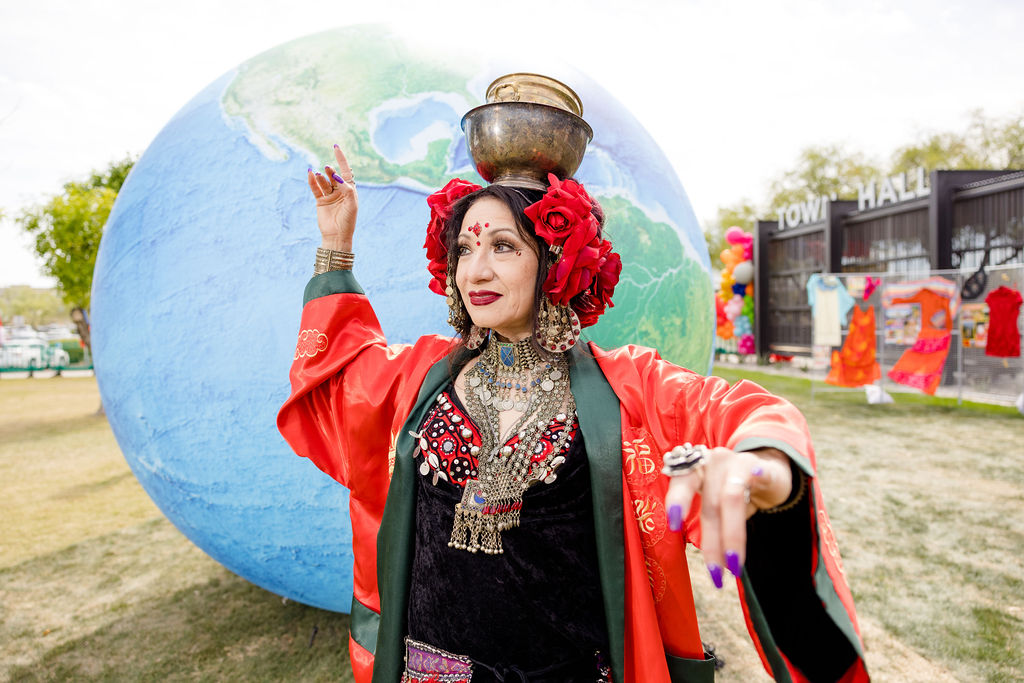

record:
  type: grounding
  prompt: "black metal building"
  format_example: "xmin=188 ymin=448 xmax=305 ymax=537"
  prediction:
xmin=754 ymin=170 xmax=1024 ymax=356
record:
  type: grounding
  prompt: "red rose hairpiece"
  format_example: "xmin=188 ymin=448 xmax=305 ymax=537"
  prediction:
xmin=423 ymin=173 xmax=620 ymax=328
xmin=424 ymin=178 xmax=482 ymax=295
xmin=529 ymin=173 xmax=620 ymax=326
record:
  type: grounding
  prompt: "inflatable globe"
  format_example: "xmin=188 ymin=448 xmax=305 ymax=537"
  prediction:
xmin=92 ymin=24 xmax=713 ymax=612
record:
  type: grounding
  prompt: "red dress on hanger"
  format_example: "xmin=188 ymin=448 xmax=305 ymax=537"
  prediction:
xmin=984 ymin=286 xmax=1022 ymax=358
xmin=887 ymin=289 xmax=954 ymax=395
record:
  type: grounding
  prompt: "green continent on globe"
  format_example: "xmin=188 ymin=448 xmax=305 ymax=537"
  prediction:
xmin=222 ymin=25 xmax=480 ymax=187
xmin=585 ymin=196 xmax=713 ymax=372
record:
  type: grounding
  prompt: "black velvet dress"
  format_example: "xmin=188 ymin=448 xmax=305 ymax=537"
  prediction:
xmin=406 ymin=385 xmax=610 ymax=682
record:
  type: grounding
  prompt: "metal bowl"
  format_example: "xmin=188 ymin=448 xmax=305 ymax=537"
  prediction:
xmin=485 ymin=73 xmax=584 ymax=116
xmin=461 ymin=101 xmax=593 ymax=189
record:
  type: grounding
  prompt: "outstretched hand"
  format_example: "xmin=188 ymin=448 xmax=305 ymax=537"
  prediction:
xmin=307 ymin=145 xmax=358 ymax=251
xmin=663 ymin=446 xmax=794 ymax=589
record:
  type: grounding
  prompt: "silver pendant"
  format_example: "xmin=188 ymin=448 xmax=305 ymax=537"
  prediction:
xmin=549 ymin=370 xmax=562 ymax=380
xmin=501 ymin=399 xmax=514 ymax=411
xmin=541 ymin=379 xmax=554 ymax=392
xmin=469 ymin=376 xmax=481 ymax=387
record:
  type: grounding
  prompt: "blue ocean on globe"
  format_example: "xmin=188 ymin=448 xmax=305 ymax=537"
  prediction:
xmin=92 ymin=25 xmax=713 ymax=612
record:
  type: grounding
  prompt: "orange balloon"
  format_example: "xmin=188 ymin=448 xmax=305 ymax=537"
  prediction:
xmin=717 ymin=322 xmax=734 ymax=340
xmin=745 ymin=283 xmax=754 ymax=296
xmin=731 ymin=244 xmax=745 ymax=260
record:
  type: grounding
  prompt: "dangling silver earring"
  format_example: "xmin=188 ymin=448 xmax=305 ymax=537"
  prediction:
xmin=445 ymin=270 xmax=466 ymax=329
xmin=534 ymin=295 xmax=581 ymax=353
xmin=447 ymin=268 xmax=488 ymax=349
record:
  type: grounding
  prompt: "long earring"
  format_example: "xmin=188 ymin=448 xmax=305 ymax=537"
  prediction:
xmin=535 ymin=295 xmax=581 ymax=353
xmin=446 ymin=268 xmax=488 ymax=349
xmin=445 ymin=271 xmax=466 ymax=329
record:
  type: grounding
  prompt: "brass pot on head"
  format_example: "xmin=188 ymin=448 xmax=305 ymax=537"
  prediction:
xmin=461 ymin=73 xmax=593 ymax=190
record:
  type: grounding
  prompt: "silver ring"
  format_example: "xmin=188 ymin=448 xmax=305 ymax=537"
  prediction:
xmin=662 ymin=443 xmax=708 ymax=477
xmin=726 ymin=476 xmax=752 ymax=504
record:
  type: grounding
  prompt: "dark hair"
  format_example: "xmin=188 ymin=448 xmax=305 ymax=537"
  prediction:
xmin=443 ymin=182 xmax=604 ymax=357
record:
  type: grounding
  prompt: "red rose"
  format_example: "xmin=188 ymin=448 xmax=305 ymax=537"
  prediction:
xmin=568 ymin=240 xmax=621 ymax=327
xmin=427 ymin=258 xmax=448 ymax=296
xmin=525 ymin=173 xmax=594 ymax=247
xmin=543 ymin=217 xmax=602 ymax=306
xmin=573 ymin=291 xmax=605 ymax=328
xmin=427 ymin=178 xmax=481 ymax=220
xmin=593 ymin=246 xmax=621 ymax=307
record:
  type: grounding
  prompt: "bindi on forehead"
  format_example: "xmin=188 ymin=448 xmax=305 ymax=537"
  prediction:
xmin=465 ymin=222 xmax=488 ymax=237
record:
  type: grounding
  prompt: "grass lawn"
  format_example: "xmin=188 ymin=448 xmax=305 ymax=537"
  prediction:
xmin=1 ymin=373 xmax=1021 ymax=681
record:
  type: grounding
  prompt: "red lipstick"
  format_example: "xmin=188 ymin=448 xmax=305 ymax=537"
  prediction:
xmin=468 ymin=291 xmax=501 ymax=305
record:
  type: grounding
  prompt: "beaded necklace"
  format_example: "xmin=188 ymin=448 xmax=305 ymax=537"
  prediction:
xmin=448 ymin=337 xmax=575 ymax=554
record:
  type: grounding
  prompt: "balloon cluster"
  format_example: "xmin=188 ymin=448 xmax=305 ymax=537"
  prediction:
xmin=715 ymin=226 xmax=755 ymax=354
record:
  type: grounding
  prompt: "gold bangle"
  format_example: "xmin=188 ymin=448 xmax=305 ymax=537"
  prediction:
xmin=758 ymin=469 xmax=807 ymax=514
xmin=314 ymin=247 xmax=354 ymax=274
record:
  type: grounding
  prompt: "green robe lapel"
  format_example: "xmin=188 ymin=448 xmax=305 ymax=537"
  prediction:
xmin=372 ymin=354 xmax=456 ymax=683
xmin=569 ymin=345 xmax=626 ymax=683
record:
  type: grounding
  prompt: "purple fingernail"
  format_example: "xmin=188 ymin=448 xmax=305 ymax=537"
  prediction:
xmin=307 ymin=166 xmax=313 ymax=173
xmin=752 ymin=465 xmax=765 ymax=477
xmin=332 ymin=173 xmax=345 ymax=184
xmin=708 ymin=563 xmax=724 ymax=589
xmin=668 ymin=504 xmax=682 ymax=532
xmin=726 ymin=551 xmax=743 ymax=578
xmin=334 ymin=143 xmax=339 ymax=149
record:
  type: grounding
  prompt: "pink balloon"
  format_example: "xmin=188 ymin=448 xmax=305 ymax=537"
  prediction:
xmin=725 ymin=226 xmax=746 ymax=245
xmin=724 ymin=295 xmax=744 ymax=321
xmin=743 ymin=243 xmax=753 ymax=260
xmin=738 ymin=334 xmax=755 ymax=354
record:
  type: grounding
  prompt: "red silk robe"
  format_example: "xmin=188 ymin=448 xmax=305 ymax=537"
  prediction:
xmin=278 ymin=271 xmax=869 ymax=682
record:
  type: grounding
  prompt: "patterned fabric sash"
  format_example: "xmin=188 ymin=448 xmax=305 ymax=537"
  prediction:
xmin=402 ymin=637 xmax=474 ymax=683
xmin=401 ymin=636 xmax=611 ymax=683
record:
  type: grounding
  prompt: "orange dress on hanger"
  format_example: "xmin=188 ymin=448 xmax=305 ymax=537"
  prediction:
xmin=887 ymin=289 xmax=954 ymax=395
xmin=826 ymin=305 xmax=880 ymax=387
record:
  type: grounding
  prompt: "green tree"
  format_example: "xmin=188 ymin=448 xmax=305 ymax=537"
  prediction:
xmin=0 ymin=286 xmax=69 ymax=327
xmin=890 ymin=108 xmax=1024 ymax=172
xmin=705 ymin=200 xmax=759 ymax=271
xmin=705 ymin=108 xmax=1024 ymax=250
xmin=17 ymin=156 xmax=134 ymax=311
xmin=766 ymin=143 xmax=881 ymax=214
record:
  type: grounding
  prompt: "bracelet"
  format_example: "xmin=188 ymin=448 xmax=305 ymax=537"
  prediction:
xmin=314 ymin=247 xmax=354 ymax=274
xmin=758 ymin=468 xmax=807 ymax=514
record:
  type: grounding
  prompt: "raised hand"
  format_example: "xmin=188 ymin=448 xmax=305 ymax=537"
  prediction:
xmin=307 ymin=145 xmax=358 ymax=251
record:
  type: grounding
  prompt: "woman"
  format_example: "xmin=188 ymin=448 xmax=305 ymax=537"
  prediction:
xmin=279 ymin=137 xmax=868 ymax=681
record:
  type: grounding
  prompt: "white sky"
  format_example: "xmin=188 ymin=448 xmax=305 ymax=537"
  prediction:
xmin=2 ymin=0 xmax=1023 ymax=287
